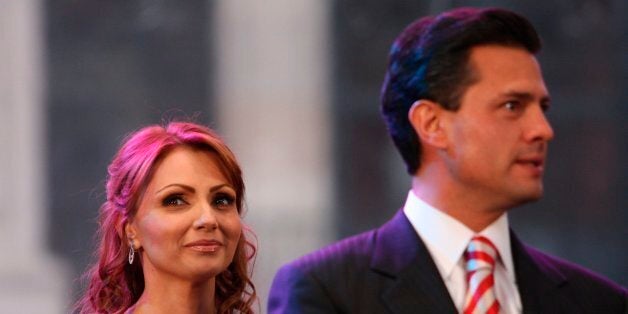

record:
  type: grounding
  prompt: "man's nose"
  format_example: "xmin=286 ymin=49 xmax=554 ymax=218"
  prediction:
xmin=525 ymin=105 xmax=554 ymax=142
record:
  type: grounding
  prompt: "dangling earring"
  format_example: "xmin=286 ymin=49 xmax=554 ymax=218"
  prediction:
xmin=128 ymin=245 xmax=135 ymax=265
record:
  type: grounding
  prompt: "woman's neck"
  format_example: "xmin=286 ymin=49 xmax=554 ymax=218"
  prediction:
xmin=131 ymin=273 xmax=217 ymax=314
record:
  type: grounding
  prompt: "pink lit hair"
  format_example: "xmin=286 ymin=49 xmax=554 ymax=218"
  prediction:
xmin=76 ymin=122 xmax=256 ymax=314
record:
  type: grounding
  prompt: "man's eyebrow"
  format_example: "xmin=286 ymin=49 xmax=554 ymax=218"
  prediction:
xmin=500 ymin=91 xmax=551 ymax=104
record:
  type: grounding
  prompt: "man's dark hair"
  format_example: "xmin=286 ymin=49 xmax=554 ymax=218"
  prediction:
xmin=380 ymin=7 xmax=541 ymax=174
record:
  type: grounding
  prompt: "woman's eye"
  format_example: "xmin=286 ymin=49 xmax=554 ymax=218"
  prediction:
xmin=163 ymin=195 xmax=187 ymax=207
xmin=213 ymin=194 xmax=235 ymax=208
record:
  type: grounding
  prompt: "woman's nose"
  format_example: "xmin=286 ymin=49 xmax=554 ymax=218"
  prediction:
xmin=193 ymin=203 xmax=218 ymax=230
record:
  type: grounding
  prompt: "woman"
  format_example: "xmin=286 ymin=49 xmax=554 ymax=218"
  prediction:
xmin=76 ymin=122 xmax=256 ymax=313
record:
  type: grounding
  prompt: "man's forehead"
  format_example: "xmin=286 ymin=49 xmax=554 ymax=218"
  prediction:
xmin=466 ymin=46 xmax=544 ymax=83
xmin=468 ymin=44 xmax=538 ymax=67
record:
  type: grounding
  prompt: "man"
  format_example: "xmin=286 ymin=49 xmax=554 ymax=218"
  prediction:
xmin=268 ymin=7 xmax=626 ymax=314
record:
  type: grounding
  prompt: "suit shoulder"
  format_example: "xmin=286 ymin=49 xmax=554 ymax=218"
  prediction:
xmin=268 ymin=229 xmax=380 ymax=313
xmin=288 ymin=228 xmax=377 ymax=272
xmin=525 ymin=244 xmax=627 ymax=295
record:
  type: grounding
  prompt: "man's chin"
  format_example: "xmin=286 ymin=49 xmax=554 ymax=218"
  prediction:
xmin=511 ymin=187 xmax=544 ymax=207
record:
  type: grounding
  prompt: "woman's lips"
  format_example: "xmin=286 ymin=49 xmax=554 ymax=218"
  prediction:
xmin=184 ymin=239 xmax=223 ymax=252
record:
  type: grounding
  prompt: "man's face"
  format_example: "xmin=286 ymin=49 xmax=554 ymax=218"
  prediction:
xmin=441 ymin=45 xmax=554 ymax=210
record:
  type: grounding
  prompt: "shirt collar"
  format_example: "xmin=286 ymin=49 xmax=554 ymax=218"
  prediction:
xmin=403 ymin=190 xmax=516 ymax=281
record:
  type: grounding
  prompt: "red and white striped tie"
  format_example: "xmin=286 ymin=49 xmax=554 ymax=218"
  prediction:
xmin=463 ymin=236 xmax=500 ymax=314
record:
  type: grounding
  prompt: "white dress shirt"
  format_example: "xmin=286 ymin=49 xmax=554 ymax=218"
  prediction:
xmin=403 ymin=190 xmax=522 ymax=314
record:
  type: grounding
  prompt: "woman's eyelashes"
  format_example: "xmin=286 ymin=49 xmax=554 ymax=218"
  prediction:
xmin=161 ymin=191 xmax=236 ymax=210
xmin=162 ymin=194 xmax=188 ymax=207
xmin=213 ymin=192 xmax=236 ymax=208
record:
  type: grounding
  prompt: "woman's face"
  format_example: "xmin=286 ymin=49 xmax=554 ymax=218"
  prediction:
xmin=126 ymin=146 xmax=242 ymax=282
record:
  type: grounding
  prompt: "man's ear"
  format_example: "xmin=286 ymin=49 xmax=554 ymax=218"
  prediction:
xmin=408 ymin=99 xmax=448 ymax=149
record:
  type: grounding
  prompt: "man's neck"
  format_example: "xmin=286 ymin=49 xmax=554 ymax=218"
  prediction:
xmin=412 ymin=170 xmax=508 ymax=233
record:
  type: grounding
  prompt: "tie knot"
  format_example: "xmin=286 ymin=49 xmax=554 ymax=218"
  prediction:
xmin=464 ymin=236 xmax=499 ymax=272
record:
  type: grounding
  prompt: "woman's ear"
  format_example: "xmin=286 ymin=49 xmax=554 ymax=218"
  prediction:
xmin=125 ymin=220 xmax=140 ymax=249
xmin=408 ymin=99 xmax=448 ymax=149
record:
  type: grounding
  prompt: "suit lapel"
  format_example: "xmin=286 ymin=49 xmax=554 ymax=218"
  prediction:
xmin=369 ymin=212 xmax=573 ymax=313
xmin=511 ymin=231 xmax=567 ymax=313
xmin=371 ymin=210 xmax=457 ymax=314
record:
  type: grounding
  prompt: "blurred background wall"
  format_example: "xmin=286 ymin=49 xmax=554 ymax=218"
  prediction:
xmin=0 ymin=0 xmax=625 ymax=312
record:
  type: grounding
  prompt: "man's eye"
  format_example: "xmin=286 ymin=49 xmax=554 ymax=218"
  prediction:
xmin=504 ymin=101 xmax=520 ymax=111
xmin=163 ymin=195 xmax=186 ymax=206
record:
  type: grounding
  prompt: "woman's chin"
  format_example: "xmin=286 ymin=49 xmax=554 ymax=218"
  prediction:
xmin=183 ymin=264 xmax=228 ymax=283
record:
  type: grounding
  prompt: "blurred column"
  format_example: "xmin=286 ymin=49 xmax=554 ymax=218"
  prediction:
xmin=213 ymin=0 xmax=332 ymax=307
xmin=0 ymin=1 xmax=69 ymax=313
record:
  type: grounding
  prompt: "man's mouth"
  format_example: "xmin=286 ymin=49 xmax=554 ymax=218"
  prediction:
xmin=515 ymin=156 xmax=545 ymax=175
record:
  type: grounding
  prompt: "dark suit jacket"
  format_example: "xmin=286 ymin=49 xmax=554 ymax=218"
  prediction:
xmin=268 ymin=210 xmax=627 ymax=313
